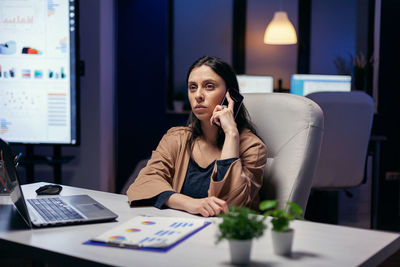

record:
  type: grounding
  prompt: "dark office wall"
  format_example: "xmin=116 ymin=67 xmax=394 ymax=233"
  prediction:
xmin=374 ymin=0 xmax=400 ymax=230
xmin=309 ymin=0 xmax=357 ymax=74
xmin=173 ymin=0 xmax=233 ymax=93
xmin=116 ymin=1 xmax=171 ymax=192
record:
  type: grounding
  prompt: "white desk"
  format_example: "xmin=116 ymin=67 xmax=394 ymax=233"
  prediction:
xmin=0 ymin=183 xmax=399 ymax=267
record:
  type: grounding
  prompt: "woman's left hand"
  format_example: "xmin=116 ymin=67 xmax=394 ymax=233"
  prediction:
xmin=210 ymin=91 xmax=238 ymax=135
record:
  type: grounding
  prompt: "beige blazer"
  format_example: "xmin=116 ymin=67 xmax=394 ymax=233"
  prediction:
xmin=127 ymin=126 xmax=267 ymax=209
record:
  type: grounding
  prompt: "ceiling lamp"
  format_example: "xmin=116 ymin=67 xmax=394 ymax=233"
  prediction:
xmin=264 ymin=11 xmax=297 ymax=45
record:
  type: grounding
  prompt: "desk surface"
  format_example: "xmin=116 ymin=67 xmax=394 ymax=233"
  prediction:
xmin=0 ymin=183 xmax=399 ymax=267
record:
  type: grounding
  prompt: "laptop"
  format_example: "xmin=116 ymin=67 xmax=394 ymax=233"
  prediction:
xmin=0 ymin=138 xmax=118 ymax=228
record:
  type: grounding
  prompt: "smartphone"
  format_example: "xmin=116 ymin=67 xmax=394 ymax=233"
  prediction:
xmin=221 ymin=88 xmax=244 ymax=119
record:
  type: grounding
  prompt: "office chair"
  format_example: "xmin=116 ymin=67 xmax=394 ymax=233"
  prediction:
xmin=122 ymin=93 xmax=324 ymax=214
xmin=306 ymin=91 xmax=374 ymax=189
xmin=243 ymin=93 xmax=324 ymax=212
xmin=121 ymin=159 xmax=149 ymax=195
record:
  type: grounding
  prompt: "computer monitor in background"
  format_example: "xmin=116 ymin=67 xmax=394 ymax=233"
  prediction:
xmin=290 ymin=74 xmax=351 ymax=96
xmin=0 ymin=0 xmax=79 ymax=145
xmin=237 ymin=75 xmax=274 ymax=93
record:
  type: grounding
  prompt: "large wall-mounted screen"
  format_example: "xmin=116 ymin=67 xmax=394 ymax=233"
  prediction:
xmin=0 ymin=0 xmax=78 ymax=145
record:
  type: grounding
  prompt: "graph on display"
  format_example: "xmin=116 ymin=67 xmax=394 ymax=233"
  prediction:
xmin=48 ymin=0 xmax=60 ymax=17
xmin=47 ymin=93 xmax=68 ymax=127
xmin=1 ymin=6 xmax=36 ymax=30
xmin=0 ymin=119 xmax=11 ymax=134
xmin=57 ymin=37 xmax=67 ymax=54
xmin=3 ymin=16 xmax=34 ymax=24
xmin=0 ymin=0 xmax=78 ymax=145
xmin=0 ymin=89 xmax=43 ymax=112
xmin=0 ymin=88 xmax=71 ymax=143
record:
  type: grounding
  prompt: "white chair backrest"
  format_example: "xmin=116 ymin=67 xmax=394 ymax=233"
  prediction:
xmin=306 ymin=91 xmax=374 ymax=189
xmin=243 ymin=93 xmax=324 ymax=211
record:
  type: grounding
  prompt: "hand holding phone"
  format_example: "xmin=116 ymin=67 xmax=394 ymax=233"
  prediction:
xmin=211 ymin=88 xmax=244 ymax=128
xmin=222 ymin=88 xmax=244 ymax=120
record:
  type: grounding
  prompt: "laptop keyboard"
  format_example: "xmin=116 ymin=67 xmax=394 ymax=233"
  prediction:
xmin=27 ymin=197 xmax=84 ymax=223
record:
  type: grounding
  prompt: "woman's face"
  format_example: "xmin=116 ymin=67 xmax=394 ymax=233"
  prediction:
xmin=188 ymin=65 xmax=226 ymax=122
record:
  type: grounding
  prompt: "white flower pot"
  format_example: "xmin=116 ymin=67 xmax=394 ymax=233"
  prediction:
xmin=229 ymin=239 xmax=252 ymax=264
xmin=271 ymin=229 xmax=294 ymax=256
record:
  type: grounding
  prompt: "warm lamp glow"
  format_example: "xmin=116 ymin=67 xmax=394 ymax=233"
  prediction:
xmin=264 ymin=11 xmax=297 ymax=45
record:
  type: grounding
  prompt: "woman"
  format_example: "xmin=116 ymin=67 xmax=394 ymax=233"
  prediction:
xmin=127 ymin=56 xmax=267 ymax=217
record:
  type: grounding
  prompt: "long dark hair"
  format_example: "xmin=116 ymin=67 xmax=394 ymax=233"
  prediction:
xmin=186 ymin=56 xmax=258 ymax=149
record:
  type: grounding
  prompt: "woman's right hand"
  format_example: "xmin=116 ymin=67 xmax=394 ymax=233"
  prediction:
xmin=166 ymin=194 xmax=229 ymax=217
xmin=186 ymin=196 xmax=229 ymax=217
xmin=210 ymin=91 xmax=238 ymax=136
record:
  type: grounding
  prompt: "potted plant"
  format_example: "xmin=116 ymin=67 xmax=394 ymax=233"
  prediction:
xmin=259 ymin=200 xmax=303 ymax=256
xmin=333 ymin=52 xmax=373 ymax=92
xmin=173 ymin=90 xmax=186 ymax=112
xmin=352 ymin=52 xmax=373 ymax=92
xmin=216 ymin=206 xmax=266 ymax=264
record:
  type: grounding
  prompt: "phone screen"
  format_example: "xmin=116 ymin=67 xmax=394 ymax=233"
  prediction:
xmin=221 ymin=88 xmax=244 ymax=119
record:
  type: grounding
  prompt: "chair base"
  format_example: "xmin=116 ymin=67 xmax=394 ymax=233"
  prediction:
xmin=305 ymin=190 xmax=339 ymax=225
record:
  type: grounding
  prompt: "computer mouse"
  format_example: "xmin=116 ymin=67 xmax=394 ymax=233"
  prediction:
xmin=35 ymin=184 xmax=63 ymax=195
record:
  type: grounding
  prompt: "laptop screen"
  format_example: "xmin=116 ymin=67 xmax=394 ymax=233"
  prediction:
xmin=290 ymin=74 xmax=351 ymax=96
xmin=0 ymin=139 xmax=32 ymax=227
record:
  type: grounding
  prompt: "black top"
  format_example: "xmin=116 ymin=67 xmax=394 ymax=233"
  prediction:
xmin=153 ymin=157 xmax=237 ymax=208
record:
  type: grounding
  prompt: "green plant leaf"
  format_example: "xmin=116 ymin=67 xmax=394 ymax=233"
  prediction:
xmin=271 ymin=217 xmax=289 ymax=232
xmin=287 ymin=202 xmax=303 ymax=215
xmin=261 ymin=200 xmax=303 ymax=232
xmin=259 ymin=200 xmax=278 ymax=211
xmin=216 ymin=206 xmax=267 ymax=243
